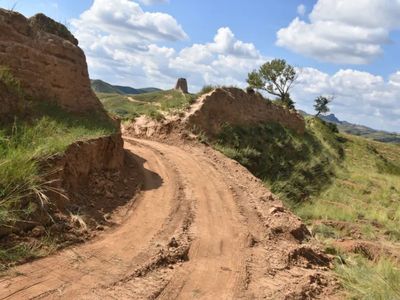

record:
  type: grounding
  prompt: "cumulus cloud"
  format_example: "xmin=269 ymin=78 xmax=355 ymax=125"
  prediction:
xmin=138 ymin=0 xmax=168 ymax=5
xmin=277 ymin=0 xmax=400 ymax=64
xmin=170 ymin=27 xmax=266 ymax=87
xmin=72 ymin=1 xmax=265 ymax=90
xmin=292 ymin=68 xmax=400 ymax=131
xmin=71 ymin=0 xmax=187 ymax=44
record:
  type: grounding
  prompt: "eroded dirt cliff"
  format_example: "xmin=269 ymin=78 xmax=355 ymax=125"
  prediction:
xmin=185 ymin=87 xmax=305 ymax=136
xmin=0 ymin=9 xmax=101 ymax=112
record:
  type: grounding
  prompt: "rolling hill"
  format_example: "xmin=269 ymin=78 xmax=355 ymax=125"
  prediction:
xmin=300 ymin=111 xmax=400 ymax=144
xmin=91 ymin=79 xmax=161 ymax=95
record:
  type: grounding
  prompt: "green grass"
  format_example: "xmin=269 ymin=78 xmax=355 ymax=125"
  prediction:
xmin=98 ymin=89 xmax=196 ymax=121
xmin=0 ymin=68 xmax=117 ymax=269
xmin=98 ymin=92 xmax=164 ymax=120
xmin=214 ymin=117 xmax=343 ymax=203
xmin=335 ymin=255 xmax=400 ymax=300
xmin=296 ymin=134 xmax=400 ymax=242
xmin=211 ymin=115 xmax=400 ymax=298
xmin=0 ymin=102 xmax=116 ymax=227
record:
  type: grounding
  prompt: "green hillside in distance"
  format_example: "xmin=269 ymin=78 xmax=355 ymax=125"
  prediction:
xmin=299 ymin=110 xmax=400 ymax=144
xmin=91 ymin=79 xmax=161 ymax=95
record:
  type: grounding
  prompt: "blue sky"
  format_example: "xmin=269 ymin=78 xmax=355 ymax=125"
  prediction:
xmin=2 ymin=0 xmax=400 ymax=132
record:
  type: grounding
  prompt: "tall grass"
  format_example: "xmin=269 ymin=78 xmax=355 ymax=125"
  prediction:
xmin=0 ymin=102 xmax=116 ymax=226
xmin=335 ymin=256 xmax=400 ymax=300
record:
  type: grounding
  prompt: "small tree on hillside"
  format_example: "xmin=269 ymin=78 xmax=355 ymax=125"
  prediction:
xmin=314 ymin=95 xmax=333 ymax=116
xmin=247 ymin=59 xmax=297 ymax=109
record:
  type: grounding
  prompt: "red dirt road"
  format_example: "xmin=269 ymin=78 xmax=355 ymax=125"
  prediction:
xmin=0 ymin=139 xmax=337 ymax=299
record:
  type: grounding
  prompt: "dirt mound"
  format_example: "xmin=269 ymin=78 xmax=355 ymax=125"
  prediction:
xmin=125 ymin=88 xmax=306 ymax=143
xmin=184 ymin=87 xmax=305 ymax=136
xmin=0 ymin=9 xmax=101 ymax=113
xmin=124 ymin=115 xmax=180 ymax=138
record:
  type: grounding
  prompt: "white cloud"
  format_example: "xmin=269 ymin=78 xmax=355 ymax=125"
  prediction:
xmin=72 ymin=2 xmax=265 ymax=90
xmin=170 ymin=27 xmax=266 ymax=88
xmin=138 ymin=0 xmax=168 ymax=5
xmin=293 ymin=68 xmax=400 ymax=131
xmin=71 ymin=0 xmax=187 ymax=44
xmin=277 ymin=0 xmax=400 ymax=64
xmin=297 ymin=4 xmax=306 ymax=16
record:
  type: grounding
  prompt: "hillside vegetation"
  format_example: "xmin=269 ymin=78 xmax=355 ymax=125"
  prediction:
xmin=212 ymin=115 xmax=400 ymax=299
xmin=215 ymin=117 xmax=343 ymax=203
xmin=97 ymin=89 xmax=196 ymax=120
xmin=91 ymin=79 xmax=161 ymax=95
xmin=0 ymin=70 xmax=117 ymax=268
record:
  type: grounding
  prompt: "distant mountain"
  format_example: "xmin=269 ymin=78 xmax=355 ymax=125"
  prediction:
xmin=320 ymin=113 xmax=340 ymax=123
xmin=91 ymin=79 xmax=162 ymax=95
xmin=299 ymin=111 xmax=400 ymax=144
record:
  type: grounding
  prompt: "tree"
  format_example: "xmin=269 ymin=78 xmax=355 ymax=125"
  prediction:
xmin=314 ymin=96 xmax=333 ymax=116
xmin=247 ymin=59 xmax=297 ymax=109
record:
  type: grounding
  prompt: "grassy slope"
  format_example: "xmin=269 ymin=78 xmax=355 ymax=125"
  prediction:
xmin=0 ymin=70 xmax=117 ymax=269
xmin=0 ymin=102 xmax=116 ymax=223
xmin=97 ymin=89 xmax=196 ymax=121
xmin=298 ymin=135 xmax=400 ymax=241
xmin=215 ymin=118 xmax=343 ymax=203
xmin=212 ymin=116 xmax=400 ymax=299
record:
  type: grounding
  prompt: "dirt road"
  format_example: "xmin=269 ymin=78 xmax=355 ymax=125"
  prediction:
xmin=0 ymin=139 xmax=336 ymax=299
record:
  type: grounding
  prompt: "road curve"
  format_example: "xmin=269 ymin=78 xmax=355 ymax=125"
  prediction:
xmin=0 ymin=139 xmax=248 ymax=299
xmin=0 ymin=138 xmax=336 ymax=299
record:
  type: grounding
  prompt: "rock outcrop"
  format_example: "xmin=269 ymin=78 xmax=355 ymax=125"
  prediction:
xmin=185 ymin=87 xmax=305 ymax=136
xmin=175 ymin=78 xmax=188 ymax=93
xmin=0 ymin=9 xmax=101 ymax=112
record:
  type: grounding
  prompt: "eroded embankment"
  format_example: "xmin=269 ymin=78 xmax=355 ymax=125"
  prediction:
xmin=123 ymin=87 xmax=306 ymax=141
xmin=184 ymin=87 xmax=305 ymax=136
xmin=0 ymin=138 xmax=338 ymax=299
xmin=0 ymin=133 xmax=143 ymax=268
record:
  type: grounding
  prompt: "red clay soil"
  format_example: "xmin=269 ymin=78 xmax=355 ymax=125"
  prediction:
xmin=0 ymin=138 xmax=339 ymax=299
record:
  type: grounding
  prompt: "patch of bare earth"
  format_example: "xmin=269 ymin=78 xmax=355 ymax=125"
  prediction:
xmin=0 ymin=137 xmax=339 ymax=299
